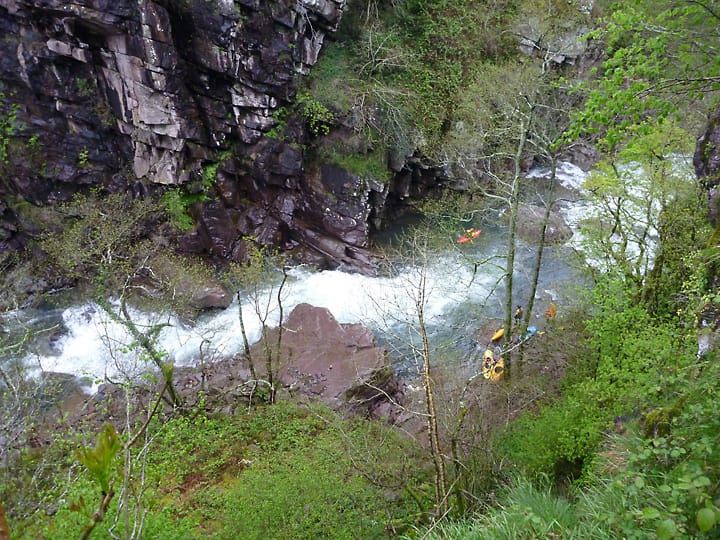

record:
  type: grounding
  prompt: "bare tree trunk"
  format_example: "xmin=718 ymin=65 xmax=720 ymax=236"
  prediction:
xmin=270 ymin=267 xmax=289 ymax=404
xmin=118 ymin=299 xmax=183 ymax=408
xmin=0 ymin=502 xmax=10 ymax=540
xmin=236 ymin=292 xmax=257 ymax=381
xmin=95 ymin=291 xmax=182 ymax=408
xmin=79 ymin=489 xmax=115 ymax=540
xmin=519 ymin=156 xmax=558 ymax=368
xmin=417 ymin=282 xmax=448 ymax=516
xmin=503 ymin=119 xmax=528 ymax=379
xmin=449 ymin=405 xmax=471 ymax=515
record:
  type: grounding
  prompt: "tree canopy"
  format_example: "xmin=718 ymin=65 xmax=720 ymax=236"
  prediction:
xmin=569 ymin=0 xmax=720 ymax=150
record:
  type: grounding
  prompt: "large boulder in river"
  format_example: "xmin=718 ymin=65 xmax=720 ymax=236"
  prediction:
xmin=515 ymin=204 xmax=573 ymax=244
xmin=169 ymin=303 xmax=399 ymax=416
xmin=264 ymin=303 xmax=399 ymax=413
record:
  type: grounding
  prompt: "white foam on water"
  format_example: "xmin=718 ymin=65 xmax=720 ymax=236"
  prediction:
xmin=19 ymin=157 xmax=671 ymax=388
xmin=527 ymin=160 xmax=589 ymax=191
xmin=20 ymin=253 xmax=502 ymax=389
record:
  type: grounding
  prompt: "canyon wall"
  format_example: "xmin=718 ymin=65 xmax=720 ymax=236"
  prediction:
xmin=0 ymin=0 xmax=394 ymax=273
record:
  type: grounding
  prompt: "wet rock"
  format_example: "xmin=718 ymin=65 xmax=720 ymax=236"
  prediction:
xmin=561 ymin=143 xmax=600 ymax=171
xmin=694 ymin=106 xmax=720 ymax=226
xmin=190 ymin=282 xmax=232 ymax=311
xmin=0 ymin=0 xmax=393 ymax=275
xmin=129 ymin=268 xmax=232 ymax=311
xmin=259 ymin=303 xmax=399 ymax=412
xmin=515 ymin=204 xmax=573 ymax=244
xmin=516 ymin=3 xmax=594 ymax=67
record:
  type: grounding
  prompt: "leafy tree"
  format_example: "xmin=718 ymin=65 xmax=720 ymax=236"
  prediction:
xmin=397 ymin=0 xmax=521 ymax=152
xmin=445 ymin=59 xmax=579 ymax=375
xmin=376 ymin=229 xmax=450 ymax=516
xmin=569 ymin=0 xmax=720 ymax=151
xmin=0 ymin=312 xmax=80 ymax=526
xmin=308 ymin=0 xmax=524 ymax=162
xmin=579 ymin=120 xmax=704 ymax=307
xmin=40 ymin=192 xmax=199 ymax=407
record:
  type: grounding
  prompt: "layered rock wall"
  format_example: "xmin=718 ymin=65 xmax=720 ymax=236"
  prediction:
xmin=695 ymin=107 xmax=720 ymax=226
xmin=0 ymin=0 xmax=389 ymax=272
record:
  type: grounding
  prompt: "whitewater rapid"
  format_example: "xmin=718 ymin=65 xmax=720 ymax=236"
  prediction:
xmin=11 ymin=254 xmax=506 ymax=388
xmin=3 ymin=160 xmax=618 ymax=388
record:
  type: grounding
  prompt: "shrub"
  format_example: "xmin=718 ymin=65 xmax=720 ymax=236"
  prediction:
xmin=496 ymin=277 xmax=696 ymax=482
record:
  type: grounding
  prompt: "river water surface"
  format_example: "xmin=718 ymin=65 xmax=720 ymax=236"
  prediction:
xmin=2 ymin=162 xmax=594 ymax=388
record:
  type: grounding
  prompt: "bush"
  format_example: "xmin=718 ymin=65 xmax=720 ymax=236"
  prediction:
xmin=496 ymin=277 xmax=696 ymax=481
xmin=220 ymin=444 xmax=389 ymax=539
xmin=8 ymin=401 xmax=427 ymax=538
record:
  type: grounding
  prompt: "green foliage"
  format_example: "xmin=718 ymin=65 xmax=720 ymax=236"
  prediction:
xmin=13 ymin=402 xmax=424 ymax=539
xmin=212 ymin=403 xmax=424 ymax=538
xmin=497 ymin=276 xmax=696 ymax=481
xmin=307 ymin=0 xmax=528 ymax=160
xmin=39 ymin=190 xmax=167 ymax=297
xmin=574 ymin=352 xmax=720 ymax=538
xmin=161 ymin=149 xmax=231 ymax=231
xmin=161 ymin=188 xmax=204 ymax=231
xmin=317 ymin=143 xmax=392 ymax=183
xmin=579 ymin=121 xmax=703 ymax=303
xmin=297 ymin=92 xmax=334 ymax=137
xmin=220 ymin=444 xmax=388 ymax=539
xmin=201 ymin=149 xmax=232 ymax=188
xmin=267 ymin=94 xmax=333 ymax=141
xmin=9 ymin=401 xmax=427 ymax=539
xmin=264 ymin=106 xmax=290 ymax=140
xmin=147 ymin=402 xmax=325 ymax=490
xmin=0 ymin=415 xmax=81 ymax=532
xmin=77 ymin=148 xmax=90 ymax=167
xmin=305 ymin=42 xmax=358 ymax=112
xmin=41 ymin=191 xmax=162 ymax=283
xmin=76 ymin=424 xmax=121 ymax=495
xmin=419 ymin=331 xmax=719 ymax=539
xmin=0 ymin=91 xmax=20 ymax=165
xmin=32 ymin=477 xmax=100 ymax=539
xmin=567 ymin=0 xmax=720 ymax=150
xmin=397 ymin=0 xmax=521 ymax=152
xmin=75 ymin=78 xmax=96 ymax=97
xmin=409 ymin=478 xmax=592 ymax=540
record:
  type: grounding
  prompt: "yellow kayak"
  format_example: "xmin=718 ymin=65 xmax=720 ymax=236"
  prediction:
xmin=481 ymin=349 xmax=505 ymax=382
xmin=489 ymin=357 xmax=505 ymax=382
xmin=482 ymin=349 xmax=494 ymax=379
xmin=491 ymin=327 xmax=505 ymax=341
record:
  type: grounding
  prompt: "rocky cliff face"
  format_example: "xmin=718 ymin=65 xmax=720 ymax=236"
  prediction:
xmin=695 ymin=106 xmax=720 ymax=227
xmin=0 ymin=0 xmax=396 ymax=273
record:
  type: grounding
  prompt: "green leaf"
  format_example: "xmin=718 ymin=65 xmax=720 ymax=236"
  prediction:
xmin=693 ymin=475 xmax=712 ymax=488
xmin=76 ymin=424 xmax=121 ymax=494
xmin=656 ymin=518 xmax=677 ymax=540
xmin=696 ymin=507 xmax=716 ymax=532
xmin=641 ymin=506 xmax=661 ymax=520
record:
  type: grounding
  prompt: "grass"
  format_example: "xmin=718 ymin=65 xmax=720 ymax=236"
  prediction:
xmin=318 ymin=144 xmax=393 ymax=184
xmin=8 ymin=401 xmax=429 ymax=539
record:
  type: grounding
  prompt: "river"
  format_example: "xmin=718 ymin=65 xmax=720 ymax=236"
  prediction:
xmin=1 ymin=162 xmax=593 ymax=389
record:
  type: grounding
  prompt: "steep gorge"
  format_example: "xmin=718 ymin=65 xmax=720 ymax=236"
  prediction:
xmin=0 ymin=0 xmax=399 ymax=275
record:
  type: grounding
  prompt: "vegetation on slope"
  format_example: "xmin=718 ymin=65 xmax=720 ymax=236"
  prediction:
xmin=3 ymin=0 xmax=720 ymax=538
xmin=6 ymin=401 xmax=429 ymax=539
xmin=410 ymin=0 xmax=720 ymax=537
